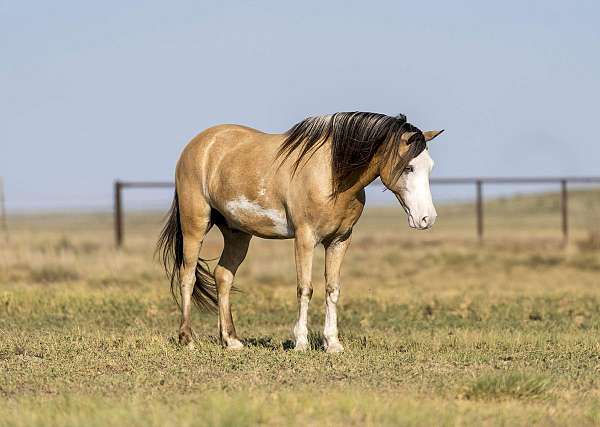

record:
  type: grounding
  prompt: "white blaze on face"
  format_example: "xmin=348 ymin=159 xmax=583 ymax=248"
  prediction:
xmin=396 ymin=150 xmax=437 ymax=230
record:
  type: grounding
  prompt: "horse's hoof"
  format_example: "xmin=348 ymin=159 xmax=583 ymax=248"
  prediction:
xmin=325 ymin=341 xmax=344 ymax=353
xmin=178 ymin=331 xmax=192 ymax=347
xmin=185 ymin=341 xmax=195 ymax=350
xmin=225 ymin=339 xmax=244 ymax=350
xmin=294 ymin=341 xmax=309 ymax=352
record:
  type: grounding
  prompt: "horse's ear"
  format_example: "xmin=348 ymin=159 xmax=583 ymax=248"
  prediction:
xmin=400 ymin=131 xmax=420 ymax=144
xmin=423 ymin=130 xmax=444 ymax=142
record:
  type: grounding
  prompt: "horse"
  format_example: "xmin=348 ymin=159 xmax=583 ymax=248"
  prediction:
xmin=157 ymin=112 xmax=443 ymax=352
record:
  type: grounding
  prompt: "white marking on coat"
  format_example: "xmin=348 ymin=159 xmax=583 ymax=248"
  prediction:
xmin=225 ymin=196 xmax=290 ymax=236
xmin=257 ymin=178 xmax=267 ymax=197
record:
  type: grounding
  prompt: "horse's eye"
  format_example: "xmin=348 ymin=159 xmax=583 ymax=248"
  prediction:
xmin=403 ymin=166 xmax=414 ymax=174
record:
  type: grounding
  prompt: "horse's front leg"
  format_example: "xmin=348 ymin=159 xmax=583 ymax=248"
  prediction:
xmin=293 ymin=228 xmax=316 ymax=351
xmin=323 ymin=233 xmax=352 ymax=353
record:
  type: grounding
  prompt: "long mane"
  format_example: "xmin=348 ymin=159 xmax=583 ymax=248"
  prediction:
xmin=277 ymin=112 xmax=426 ymax=196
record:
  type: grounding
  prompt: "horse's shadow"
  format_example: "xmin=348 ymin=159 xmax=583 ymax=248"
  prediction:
xmin=243 ymin=336 xmax=277 ymax=349
xmin=168 ymin=330 xmax=326 ymax=351
xmin=244 ymin=330 xmax=324 ymax=351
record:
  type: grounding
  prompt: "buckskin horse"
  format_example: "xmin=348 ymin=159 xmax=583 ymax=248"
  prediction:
xmin=158 ymin=112 xmax=443 ymax=352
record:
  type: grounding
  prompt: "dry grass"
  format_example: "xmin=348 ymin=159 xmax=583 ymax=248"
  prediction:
xmin=1 ymin=189 xmax=600 ymax=426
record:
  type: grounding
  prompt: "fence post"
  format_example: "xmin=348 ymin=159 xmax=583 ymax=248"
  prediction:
xmin=560 ymin=180 xmax=568 ymax=243
xmin=476 ymin=180 xmax=483 ymax=241
xmin=114 ymin=181 xmax=123 ymax=248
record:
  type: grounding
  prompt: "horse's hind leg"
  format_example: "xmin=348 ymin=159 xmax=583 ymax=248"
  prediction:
xmin=215 ymin=225 xmax=251 ymax=350
xmin=178 ymin=197 xmax=212 ymax=348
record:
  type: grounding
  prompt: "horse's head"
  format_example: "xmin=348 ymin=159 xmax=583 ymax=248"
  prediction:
xmin=379 ymin=129 xmax=444 ymax=230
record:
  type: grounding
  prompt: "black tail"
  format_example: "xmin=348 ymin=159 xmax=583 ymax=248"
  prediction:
xmin=156 ymin=191 xmax=218 ymax=312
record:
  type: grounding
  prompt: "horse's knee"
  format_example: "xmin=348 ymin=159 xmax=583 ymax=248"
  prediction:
xmin=215 ymin=266 xmax=234 ymax=292
xmin=325 ymin=283 xmax=340 ymax=303
xmin=297 ymin=282 xmax=313 ymax=300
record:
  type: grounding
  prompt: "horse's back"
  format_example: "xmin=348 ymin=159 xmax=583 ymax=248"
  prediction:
xmin=177 ymin=124 xmax=281 ymax=179
xmin=180 ymin=124 xmax=271 ymax=158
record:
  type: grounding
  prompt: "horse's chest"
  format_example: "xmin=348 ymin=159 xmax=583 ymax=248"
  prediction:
xmin=318 ymin=197 xmax=365 ymax=236
xmin=223 ymin=196 xmax=293 ymax=238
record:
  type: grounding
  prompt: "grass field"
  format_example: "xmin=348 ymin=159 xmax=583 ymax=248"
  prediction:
xmin=1 ymin=189 xmax=600 ymax=426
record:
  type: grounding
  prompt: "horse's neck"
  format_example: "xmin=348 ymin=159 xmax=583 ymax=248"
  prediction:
xmin=357 ymin=154 xmax=382 ymax=188
xmin=335 ymin=150 xmax=382 ymax=199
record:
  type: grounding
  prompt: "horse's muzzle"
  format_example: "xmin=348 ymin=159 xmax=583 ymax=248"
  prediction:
xmin=408 ymin=214 xmax=436 ymax=230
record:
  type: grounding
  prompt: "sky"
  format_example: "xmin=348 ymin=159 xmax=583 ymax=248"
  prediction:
xmin=2 ymin=0 xmax=599 ymax=211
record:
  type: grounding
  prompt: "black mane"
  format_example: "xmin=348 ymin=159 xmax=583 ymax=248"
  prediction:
xmin=277 ymin=112 xmax=426 ymax=195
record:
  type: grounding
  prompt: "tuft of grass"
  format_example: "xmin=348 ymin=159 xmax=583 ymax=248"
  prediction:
xmin=32 ymin=236 xmax=101 ymax=255
xmin=462 ymin=372 xmax=552 ymax=401
xmin=577 ymin=231 xmax=600 ymax=251
xmin=28 ymin=264 xmax=80 ymax=283
xmin=522 ymin=255 xmax=563 ymax=268
xmin=569 ymin=255 xmax=600 ymax=272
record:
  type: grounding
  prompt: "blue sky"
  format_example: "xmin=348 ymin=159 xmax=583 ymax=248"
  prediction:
xmin=2 ymin=1 xmax=599 ymax=210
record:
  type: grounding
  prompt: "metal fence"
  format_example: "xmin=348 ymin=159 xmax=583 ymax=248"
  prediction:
xmin=113 ymin=177 xmax=600 ymax=247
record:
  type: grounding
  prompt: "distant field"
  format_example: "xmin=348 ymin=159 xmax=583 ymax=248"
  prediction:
xmin=1 ymin=189 xmax=600 ymax=426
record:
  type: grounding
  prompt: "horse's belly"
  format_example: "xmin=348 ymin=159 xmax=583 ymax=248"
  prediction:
xmin=222 ymin=196 xmax=294 ymax=239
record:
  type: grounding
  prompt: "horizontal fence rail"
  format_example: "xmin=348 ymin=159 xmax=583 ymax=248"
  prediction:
xmin=114 ymin=177 xmax=600 ymax=247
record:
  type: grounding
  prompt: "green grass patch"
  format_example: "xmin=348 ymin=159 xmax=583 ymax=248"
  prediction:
xmin=462 ymin=372 xmax=553 ymax=401
xmin=27 ymin=265 xmax=80 ymax=284
xmin=3 ymin=203 xmax=600 ymax=426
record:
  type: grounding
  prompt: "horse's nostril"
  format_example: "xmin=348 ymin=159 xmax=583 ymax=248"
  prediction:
xmin=421 ymin=216 xmax=429 ymax=226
